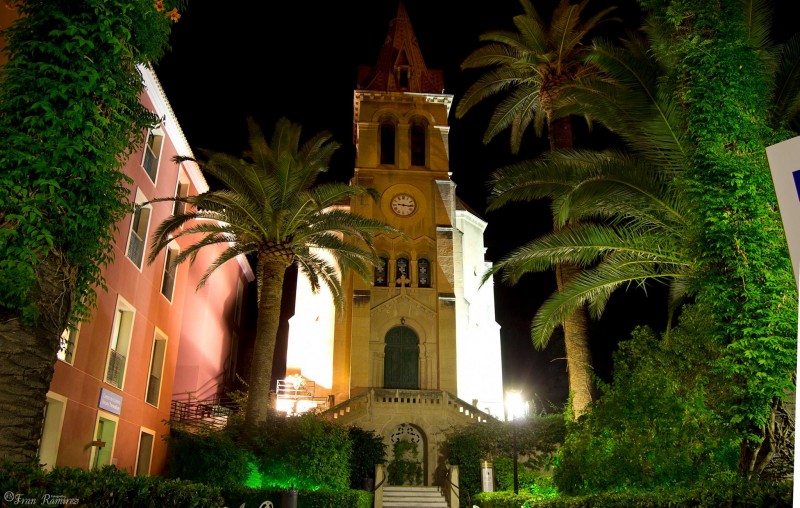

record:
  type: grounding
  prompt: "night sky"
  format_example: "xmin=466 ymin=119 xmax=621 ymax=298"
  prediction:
xmin=153 ymin=0 xmax=783 ymax=409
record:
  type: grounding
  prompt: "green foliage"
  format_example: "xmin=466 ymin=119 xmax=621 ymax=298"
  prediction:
xmin=166 ymin=429 xmax=253 ymax=488
xmin=0 ymin=0 xmax=183 ymax=322
xmin=474 ymin=489 xmax=539 ymax=508
xmin=248 ymin=414 xmax=352 ymax=491
xmin=493 ymin=456 xmax=558 ymax=501
xmin=387 ymin=440 xmax=423 ymax=486
xmin=553 ymin=306 xmax=741 ymax=495
xmin=347 ymin=426 xmax=386 ymax=489
xmin=509 ymin=475 xmax=792 ymax=507
xmin=0 ymin=460 xmax=224 ymax=507
xmin=442 ymin=416 xmax=564 ymax=506
xmin=644 ymin=0 xmax=798 ymax=468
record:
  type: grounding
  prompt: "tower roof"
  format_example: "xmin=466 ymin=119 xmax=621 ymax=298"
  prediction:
xmin=357 ymin=1 xmax=444 ymax=93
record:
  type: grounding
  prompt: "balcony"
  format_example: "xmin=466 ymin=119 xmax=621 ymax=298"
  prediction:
xmin=170 ymin=396 xmax=235 ymax=433
xmin=275 ymin=375 xmax=329 ymax=416
xmin=105 ymin=349 xmax=126 ymax=388
xmin=142 ymin=145 xmax=158 ymax=182
xmin=126 ymin=231 xmax=144 ymax=267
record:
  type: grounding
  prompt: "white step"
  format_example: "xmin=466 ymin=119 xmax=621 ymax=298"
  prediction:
xmin=382 ymin=486 xmax=448 ymax=508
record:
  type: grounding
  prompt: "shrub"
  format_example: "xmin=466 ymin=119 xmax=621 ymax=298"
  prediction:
xmin=553 ymin=310 xmax=740 ymax=495
xmin=347 ymin=426 xmax=386 ymax=489
xmin=442 ymin=415 xmax=564 ymax=506
xmin=249 ymin=414 xmax=352 ymax=490
xmin=0 ymin=461 xmax=224 ymax=507
xmin=166 ymin=428 xmax=253 ymax=488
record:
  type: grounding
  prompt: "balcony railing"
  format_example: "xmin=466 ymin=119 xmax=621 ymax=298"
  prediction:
xmin=320 ymin=389 xmax=496 ymax=424
xmin=142 ymin=146 xmax=158 ymax=181
xmin=126 ymin=231 xmax=144 ymax=267
xmin=105 ymin=349 xmax=126 ymax=388
xmin=170 ymin=396 xmax=236 ymax=433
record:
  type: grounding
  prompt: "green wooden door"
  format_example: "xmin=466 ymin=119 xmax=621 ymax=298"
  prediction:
xmin=384 ymin=326 xmax=419 ymax=389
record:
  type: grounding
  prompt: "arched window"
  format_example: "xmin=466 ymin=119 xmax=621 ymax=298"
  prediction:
xmin=417 ymin=258 xmax=431 ymax=288
xmin=396 ymin=257 xmax=410 ymax=286
xmin=410 ymin=118 xmax=426 ymax=167
xmin=384 ymin=326 xmax=419 ymax=389
xmin=380 ymin=119 xmax=396 ymax=165
xmin=374 ymin=257 xmax=388 ymax=287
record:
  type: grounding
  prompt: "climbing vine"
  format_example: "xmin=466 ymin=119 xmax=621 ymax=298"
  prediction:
xmin=0 ymin=0 xmax=185 ymax=464
xmin=0 ymin=0 xmax=185 ymax=322
xmin=639 ymin=0 xmax=798 ymax=473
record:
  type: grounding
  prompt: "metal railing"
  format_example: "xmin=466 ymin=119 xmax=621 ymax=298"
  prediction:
xmin=105 ymin=349 xmax=126 ymax=387
xmin=170 ymin=396 xmax=236 ymax=433
xmin=142 ymin=145 xmax=158 ymax=181
xmin=126 ymin=231 xmax=144 ymax=267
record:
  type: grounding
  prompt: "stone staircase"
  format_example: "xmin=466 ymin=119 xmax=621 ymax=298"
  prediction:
xmin=382 ymin=486 xmax=448 ymax=508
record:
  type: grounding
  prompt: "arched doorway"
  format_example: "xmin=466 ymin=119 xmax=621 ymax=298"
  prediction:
xmin=384 ymin=326 xmax=419 ymax=389
xmin=387 ymin=423 xmax=425 ymax=486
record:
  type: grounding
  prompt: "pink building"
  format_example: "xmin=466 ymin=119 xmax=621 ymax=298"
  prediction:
xmin=39 ymin=64 xmax=254 ymax=476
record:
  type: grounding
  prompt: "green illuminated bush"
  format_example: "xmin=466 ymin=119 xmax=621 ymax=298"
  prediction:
xmin=442 ymin=416 xmax=564 ymax=507
xmin=249 ymin=414 xmax=352 ymax=491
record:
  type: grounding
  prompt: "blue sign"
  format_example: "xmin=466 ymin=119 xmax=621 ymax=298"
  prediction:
xmin=98 ymin=388 xmax=122 ymax=415
xmin=792 ymin=169 xmax=800 ymax=201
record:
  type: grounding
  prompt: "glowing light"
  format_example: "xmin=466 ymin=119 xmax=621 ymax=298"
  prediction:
xmin=505 ymin=390 xmax=527 ymax=422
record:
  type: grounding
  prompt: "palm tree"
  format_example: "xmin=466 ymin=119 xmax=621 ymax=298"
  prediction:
xmin=482 ymin=28 xmax=692 ymax=341
xmin=456 ymin=0 xmax=618 ymax=417
xmin=486 ymin=0 xmax=800 ymax=473
xmin=147 ymin=117 xmax=399 ymax=432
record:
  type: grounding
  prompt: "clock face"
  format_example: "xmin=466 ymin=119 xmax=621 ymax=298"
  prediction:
xmin=390 ymin=193 xmax=417 ymax=216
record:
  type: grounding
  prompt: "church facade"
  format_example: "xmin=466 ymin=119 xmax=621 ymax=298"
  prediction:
xmin=283 ymin=2 xmax=505 ymax=486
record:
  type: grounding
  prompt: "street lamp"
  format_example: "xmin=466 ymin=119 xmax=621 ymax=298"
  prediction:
xmin=505 ymin=390 xmax=526 ymax=494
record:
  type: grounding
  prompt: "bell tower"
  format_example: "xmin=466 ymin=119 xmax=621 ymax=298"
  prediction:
xmin=346 ymin=0 xmax=459 ymax=400
xmin=284 ymin=1 xmax=504 ymax=487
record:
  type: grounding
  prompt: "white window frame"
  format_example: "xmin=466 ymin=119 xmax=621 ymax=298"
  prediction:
xmin=141 ymin=126 xmax=164 ymax=183
xmin=57 ymin=324 xmax=80 ymax=365
xmin=160 ymin=240 xmax=179 ymax=302
xmin=89 ymin=411 xmax=119 ymax=470
xmin=38 ymin=391 xmax=67 ymax=471
xmin=104 ymin=296 xmax=135 ymax=389
xmin=135 ymin=426 xmax=156 ymax=476
xmin=125 ymin=189 xmax=152 ymax=270
xmin=145 ymin=328 xmax=168 ymax=407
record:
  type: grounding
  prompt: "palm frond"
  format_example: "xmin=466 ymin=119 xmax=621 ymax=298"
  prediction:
xmin=195 ymin=242 xmax=252 ymax=289
xmin=772 ymin=33 xmax=800 ymax=130
xmin=530 ymin=261 xmax=685 ymax=348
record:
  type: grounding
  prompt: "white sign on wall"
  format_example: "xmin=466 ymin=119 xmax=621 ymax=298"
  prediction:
xmin=765 ymin=134 xmax=800 ymax=506
xmin=766 ymin=135 xmax=800 ymax=285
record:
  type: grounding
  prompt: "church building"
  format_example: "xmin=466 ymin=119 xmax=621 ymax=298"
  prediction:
xmin=282 ymin=2 xmax=505 ymax=486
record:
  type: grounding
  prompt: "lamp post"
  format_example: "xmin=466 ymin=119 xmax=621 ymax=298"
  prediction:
xmin=505 ymin=390 xmax=526 ymax=495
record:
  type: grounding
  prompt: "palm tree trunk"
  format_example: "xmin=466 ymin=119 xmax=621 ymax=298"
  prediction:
xmin=555 ymin=263 xmax=594 ymax=418
xmin=0 ymin=251 xmax=73 ymax=463
xmin=549 ymin=116 xmax=594 ymax=419
xmin=243 ymin=260 xmax=287 ymax=431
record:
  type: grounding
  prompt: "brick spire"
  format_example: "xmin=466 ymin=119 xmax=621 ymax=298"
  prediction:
xmin=357 ymin=1 xmax=444 ymax=93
